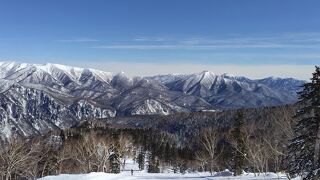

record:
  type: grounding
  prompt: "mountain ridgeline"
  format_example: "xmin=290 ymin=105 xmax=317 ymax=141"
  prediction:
xmin=0 ymin=62 xmax=304 ymax=139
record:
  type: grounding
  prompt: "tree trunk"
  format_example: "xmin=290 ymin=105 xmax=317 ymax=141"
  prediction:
xmin=314 ymin=123 xmax=320 ymax=179
xmin=313 ymin=108 xmax=320 ymax=179
xmin=122 ymin=159 xmax=126 ymax=171
xmin=5 ymin=171 xmax=11 ymax=180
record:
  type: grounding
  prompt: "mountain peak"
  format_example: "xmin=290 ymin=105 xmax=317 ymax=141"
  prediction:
xmin=266 ymin=76 xmax=281 ymax=80
xmin=222 ymin=73 xmax=235 ymax=78
xmin=199 ymin=70 xmax=215 ymax=76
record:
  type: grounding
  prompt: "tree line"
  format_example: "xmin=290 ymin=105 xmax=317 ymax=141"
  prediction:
xmin=0 ymin=107 xmax=296 ymax=180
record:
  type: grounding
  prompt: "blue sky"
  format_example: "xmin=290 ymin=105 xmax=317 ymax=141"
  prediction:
xmin=0 ymin=0 xmax=318 ymax=79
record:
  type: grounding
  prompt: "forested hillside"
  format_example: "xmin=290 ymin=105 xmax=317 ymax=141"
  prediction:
xmin=0 ymin=103 xmax=300 ymax=179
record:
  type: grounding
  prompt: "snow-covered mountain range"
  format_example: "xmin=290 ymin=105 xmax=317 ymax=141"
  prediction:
xmin=0 ymin=61 xmax=305 ymax=139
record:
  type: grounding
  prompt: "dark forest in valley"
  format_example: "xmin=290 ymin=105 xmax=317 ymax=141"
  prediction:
xmin=0 ymin=103 xmax=299 ymax=179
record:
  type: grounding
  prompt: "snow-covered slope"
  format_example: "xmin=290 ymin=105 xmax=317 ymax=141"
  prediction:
xmin=149 ymin=71 xmax=304 ymax=108
xmin=0 ymin=61 xmax=305 ymax=139
xmin=0 ymin=83 xmax=115 ymax=139
xmin=38 ymin=157 xmax=298 ymax=179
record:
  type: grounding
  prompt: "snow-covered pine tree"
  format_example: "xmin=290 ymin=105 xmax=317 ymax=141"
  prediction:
xmin=232 ymin=111 xmax=247 ymax=176
xmin=164 ymin=142 xmax=171 ymax=163
xmin=109 ymin=145 xmax=120 ymax=173
xmin=148 ymin=152 xmax=160 ymax=173
xmin=137 ymin=150 xmax=145 ymax=170
xmin=288 ymin=66 xmax=320 ymax=180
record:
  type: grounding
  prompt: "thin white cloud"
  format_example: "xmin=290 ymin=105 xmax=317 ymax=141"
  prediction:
xmin=133 ymin=36 xmax=171 ymax=42
xmin=93 ymin=44 xmax=320 ymax=50
xmin=58 ymin=38 xmax=99 ymax=42
xmin=56 ymin=32 xmax=320 ymax=50
xmin=133 ymin=37 xmax=149 ymax=41
xmin=94 ymin=32 xmax=320 ymax=50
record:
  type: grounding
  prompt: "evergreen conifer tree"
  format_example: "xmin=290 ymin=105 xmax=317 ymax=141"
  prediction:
xmin=137 ymin=150 xmax=145 ymax=170
xmin=232 ymin=111 xmax=247 ymax=176
xmin=148 ymin=152 xmax=160 ymax=173
xmin=164 ymin=142 xmax=171 ymax=163
xmin=287 ymin=66 xmax=320 ymax=180
xmin=109 ymin=145 xmax=120 ymax=173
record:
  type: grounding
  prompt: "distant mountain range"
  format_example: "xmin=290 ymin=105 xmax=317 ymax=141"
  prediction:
xmin=0 ymin=61 xmax=305 ymax=139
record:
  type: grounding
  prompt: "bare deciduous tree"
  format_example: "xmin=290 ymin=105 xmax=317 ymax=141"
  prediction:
xmin=71 ymin=133 xmax=111 ymax=173
xmin=198 ymin=128 xmax=219 ymax=175
xmin=118 ymin=132 xmax=134 ymax=171
xmin=0 ymin=138 xmax=41 ymax=180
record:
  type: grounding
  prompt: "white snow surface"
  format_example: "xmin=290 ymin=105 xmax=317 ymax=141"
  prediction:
xmin=132 ymin=99 xmax=170 ymax=115
xmin=0 ymin=61 xmax=114 ymax=83
xmin=39 ymin=171 xmax=300 ymax=180
xmin=39 ymin=159 xmax=301 ymax=180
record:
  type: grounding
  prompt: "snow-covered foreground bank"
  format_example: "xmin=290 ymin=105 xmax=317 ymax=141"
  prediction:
xmin=39 ymin=159 xmax=301 ymax=180
xmin=39 ymin=171 xmax=301 ymax=180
